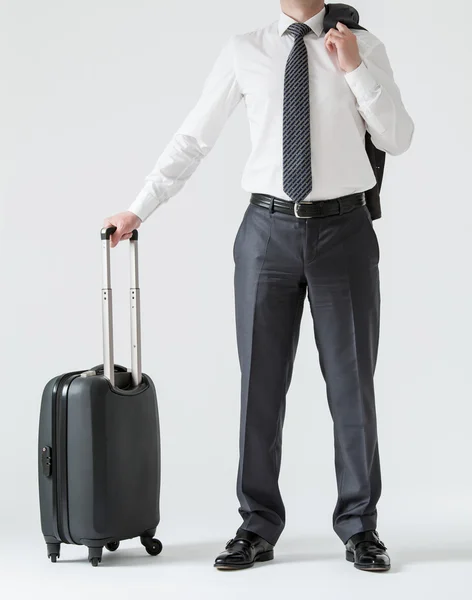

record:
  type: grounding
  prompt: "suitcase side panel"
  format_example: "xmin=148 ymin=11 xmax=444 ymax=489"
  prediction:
xmin=38 ymin=375 xmax=64 ymax=543
xmin=67 ymin=373 xmax=160 ymax=543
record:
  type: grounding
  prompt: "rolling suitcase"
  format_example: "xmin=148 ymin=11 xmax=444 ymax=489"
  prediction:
xmin=38 ymin=226 xmax=162 ymax=566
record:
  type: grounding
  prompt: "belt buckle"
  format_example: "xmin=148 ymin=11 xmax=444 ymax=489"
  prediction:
xmin=294 ymin=201 xmax=313 ymax=219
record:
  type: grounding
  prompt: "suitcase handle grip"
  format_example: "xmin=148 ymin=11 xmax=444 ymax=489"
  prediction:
xmin=100 ymin=227 xmax=142 ymax=388
xmin=101 ymin=226 xmax=139 ymax=241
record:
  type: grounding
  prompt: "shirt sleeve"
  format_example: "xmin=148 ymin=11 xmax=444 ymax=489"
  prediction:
xmin=128 ymin=35 xmax=243 ymax=222
xmin=343 ymin=39 xmax=414 ymax=156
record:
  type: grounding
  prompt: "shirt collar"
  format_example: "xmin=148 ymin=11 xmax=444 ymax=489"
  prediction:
xmin=278 ymin=5 xmax=326 ymax=38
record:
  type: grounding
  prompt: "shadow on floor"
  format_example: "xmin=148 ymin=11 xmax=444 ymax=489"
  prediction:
xmin=393 ymin=543 xmax=472 ymax=567
xmin=53 ymin=535 xmax=472 ymax=570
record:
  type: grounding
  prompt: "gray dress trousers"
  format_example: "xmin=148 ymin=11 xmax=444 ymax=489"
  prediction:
xmin=233 ymin=200 xmax=381 ymax=545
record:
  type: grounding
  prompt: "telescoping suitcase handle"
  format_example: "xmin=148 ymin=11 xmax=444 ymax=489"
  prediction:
xmin=100 ymin=226 xmax=142 ymax=388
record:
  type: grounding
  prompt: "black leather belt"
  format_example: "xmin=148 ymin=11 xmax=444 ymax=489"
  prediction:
xmin=250 ymin=192 xmax=366 ymax=218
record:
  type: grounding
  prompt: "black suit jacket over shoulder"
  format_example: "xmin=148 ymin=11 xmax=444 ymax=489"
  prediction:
xmin=323 ymin=3 xmax=385 ymax=220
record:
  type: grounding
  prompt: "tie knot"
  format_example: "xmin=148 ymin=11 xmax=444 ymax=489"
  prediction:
xmin=287 ymin=23 xmax=312 ymax=39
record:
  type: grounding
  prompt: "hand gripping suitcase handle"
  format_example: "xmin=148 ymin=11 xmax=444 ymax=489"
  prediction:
xmin=100 ymin=226 xmax=142 ymax=388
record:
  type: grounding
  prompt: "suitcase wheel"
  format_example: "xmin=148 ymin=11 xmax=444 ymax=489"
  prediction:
xmin=88 ymin=546 xmax=103 ymax=567
xmin=47 ymin=543 xmax=60 ymax=563
xmin=141 ymin=537 xmax=163 ymax=557
xmin=105 ymin=541 xmax=120 ymax=552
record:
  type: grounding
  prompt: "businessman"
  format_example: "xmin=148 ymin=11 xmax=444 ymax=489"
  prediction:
xmin=103 ymin=1 xmax=414 ymax=572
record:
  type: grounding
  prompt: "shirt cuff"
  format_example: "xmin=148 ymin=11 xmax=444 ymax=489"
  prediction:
xmin=127 ymin=189 xmax=162 ymax=223
xmin=344 ymin=61 xmax=380 ymax=104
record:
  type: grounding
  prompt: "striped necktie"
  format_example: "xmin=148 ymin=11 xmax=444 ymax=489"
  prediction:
xmin=282 ymin=23 xmax=313 ymax=203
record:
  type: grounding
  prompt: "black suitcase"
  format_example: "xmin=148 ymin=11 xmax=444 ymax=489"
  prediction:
xmin=38 ymin=227 xmax=161 ymax=567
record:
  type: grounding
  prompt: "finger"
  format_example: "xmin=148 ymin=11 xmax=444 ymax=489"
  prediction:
xmin=326 ymin=29 xmax=344 ymax=40
xmin=324 ymin=35 xmax=339 ymax=49
xmin=111 ymin=226 xmax=124 ymax=248
xmin=325 ymin=39 xmax=335 ymax=52
xmin=103 ymin=220 xmax=119 ymax=240
xmin=102 ymin=220 xmax=118 ymax=247
xmin=115 ymin=228 xmax=135 ymax=245
xmin=325 ymin=34 xmax=339 ymax=50
xmin=325 ymin=34 xmax=336 ymax=49
xmin=336 ymin=22 xmax=350 ymax=34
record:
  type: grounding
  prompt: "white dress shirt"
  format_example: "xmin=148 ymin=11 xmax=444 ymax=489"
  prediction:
xmin=129 ymin=7 xmax=414 ymax=222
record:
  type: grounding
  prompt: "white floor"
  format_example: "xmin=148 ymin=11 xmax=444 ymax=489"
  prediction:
xmin=3 ymin=527 xmax=471 ymax=600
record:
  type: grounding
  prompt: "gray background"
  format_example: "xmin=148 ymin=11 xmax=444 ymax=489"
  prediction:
xmin=2 ymin=0 xmax=471 ymax=597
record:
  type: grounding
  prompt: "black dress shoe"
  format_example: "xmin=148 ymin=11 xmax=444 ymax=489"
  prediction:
xmin=214 ymin=529 xmax=274 ymax=570
xmin=345 ymin=530 xmax=390 ymax=571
